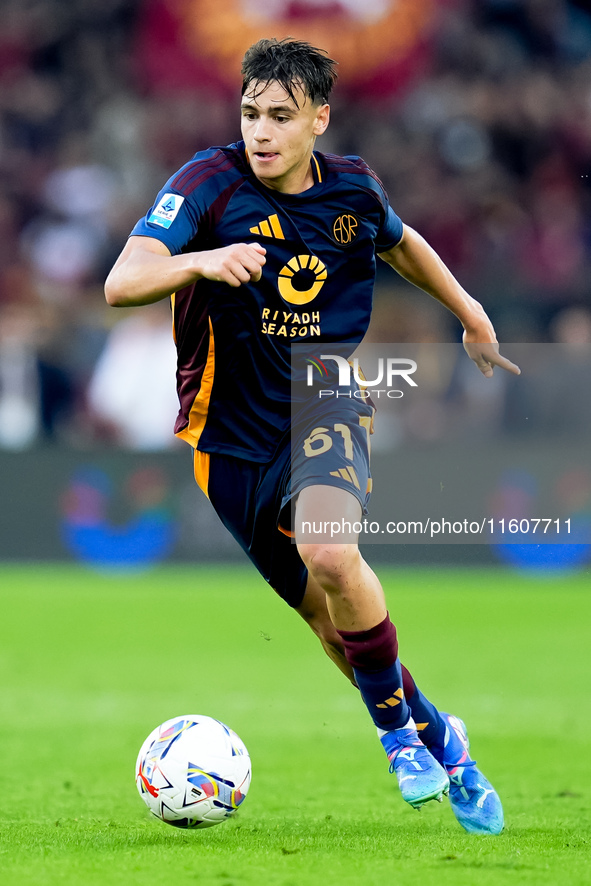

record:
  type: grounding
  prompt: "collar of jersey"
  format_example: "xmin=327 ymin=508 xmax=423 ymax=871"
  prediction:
xmin=241 ymin=142 xmax=325 ymax=199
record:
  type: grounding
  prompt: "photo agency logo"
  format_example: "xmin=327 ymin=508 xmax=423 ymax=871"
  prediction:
xmin=305 ymin=354 xmax=418 ymax=399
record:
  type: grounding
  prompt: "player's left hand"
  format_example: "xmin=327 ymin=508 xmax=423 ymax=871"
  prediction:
xmin=463 ymin=333 xmax=521 ymax=378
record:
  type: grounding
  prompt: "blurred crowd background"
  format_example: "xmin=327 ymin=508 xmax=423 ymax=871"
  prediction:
xmin=0 ymin=0 xmax=590 ymax=451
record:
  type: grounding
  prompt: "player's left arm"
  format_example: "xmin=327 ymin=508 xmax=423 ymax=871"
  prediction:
xmin=378 ymin=224 xmax=520 ymax=377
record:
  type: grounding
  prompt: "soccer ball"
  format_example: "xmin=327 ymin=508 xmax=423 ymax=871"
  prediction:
xmin=135 ymin=715 xmax=251 ymax=828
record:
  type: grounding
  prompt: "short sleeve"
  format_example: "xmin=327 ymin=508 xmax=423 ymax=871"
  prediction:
xmin=340 ymin=155 xmax=404 ymax=252
xmin=375 ymin=204 xmax=404 ymax=252
xmin=130 ymin=184 xmax=202 ymax=256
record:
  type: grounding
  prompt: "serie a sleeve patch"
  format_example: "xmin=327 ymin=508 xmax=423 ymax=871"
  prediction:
xmin=148 ymin=193 xmax=186 ymax=229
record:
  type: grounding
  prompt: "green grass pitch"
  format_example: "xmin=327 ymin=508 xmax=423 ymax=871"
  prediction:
xmin=0 ymin=563 xmax=589 ymax=886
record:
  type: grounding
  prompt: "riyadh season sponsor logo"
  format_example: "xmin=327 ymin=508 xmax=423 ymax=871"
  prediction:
xmin=305 ymin=354 xmax=418 ymax=399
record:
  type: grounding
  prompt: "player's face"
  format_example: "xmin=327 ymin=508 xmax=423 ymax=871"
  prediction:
xmin=241 ymin=80 xmax=329 ymax=194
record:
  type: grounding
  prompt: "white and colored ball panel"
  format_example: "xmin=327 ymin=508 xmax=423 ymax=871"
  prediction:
xmin=136 ymin=715 xmax=251 ymax=828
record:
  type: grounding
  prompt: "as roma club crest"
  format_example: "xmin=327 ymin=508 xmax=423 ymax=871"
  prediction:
xmin=332 ymin=213 xmax=359 ymax=247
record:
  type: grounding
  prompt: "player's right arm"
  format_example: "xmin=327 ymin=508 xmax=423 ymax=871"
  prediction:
xmin=104 ymin=236 xmax=266 ymax=307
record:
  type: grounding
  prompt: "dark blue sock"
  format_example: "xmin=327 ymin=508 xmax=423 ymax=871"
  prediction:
xmin=353 ymin=659 xmax=411 ymax=730
xmin=402 ymin=664 xmax=446 ymax=763
xmin=337 ymin=614 xmax=410 ymax=731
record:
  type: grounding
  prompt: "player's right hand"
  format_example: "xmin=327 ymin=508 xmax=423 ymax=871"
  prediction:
xmin=195 ymin=243 xmax=266 ymax=287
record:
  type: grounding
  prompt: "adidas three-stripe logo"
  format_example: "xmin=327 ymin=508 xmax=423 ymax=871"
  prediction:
xmin=377 ymin=688 xmax=404 ymax=709
xmin=250 ymin=214 xmax=285 ymax=239
xmin=330 ymin=467 xmax=361 ymax=490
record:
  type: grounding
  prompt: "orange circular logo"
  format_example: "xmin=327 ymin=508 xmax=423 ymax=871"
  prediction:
xmin=333 ymin=214 xmax=359 ymax=247
xmin=277 ymin=254 xmax=328 ymax=305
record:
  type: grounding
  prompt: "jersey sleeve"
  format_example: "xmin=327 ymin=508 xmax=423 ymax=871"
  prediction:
xmin=129 ymin=147 xmax=243 ymax=255
xmin=375 ymin=204 xmax=404 ymax=252
xmin=370 ymin=170 xmax=404 ymax=251
xmin=342 ymin=155 xmax=404 ymax=252
xmin=130 ymin=181 xmax=203 ymax=256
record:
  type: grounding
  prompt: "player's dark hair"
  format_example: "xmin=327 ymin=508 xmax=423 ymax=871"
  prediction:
xmin=241 ymin=38 xmax=337 ymax=107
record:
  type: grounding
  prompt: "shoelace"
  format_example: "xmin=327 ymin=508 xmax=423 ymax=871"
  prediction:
xmin=446 ymin=758 xmax=477 ymax=770
xmin=388 ymin=741 xmax=428 ymax=774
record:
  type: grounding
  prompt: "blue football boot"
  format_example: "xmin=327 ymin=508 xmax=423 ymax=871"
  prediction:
xmin=379 ymin=719 xmax=449 ymax=810
xmin=441 ymin=712 xmax=504 ymax=835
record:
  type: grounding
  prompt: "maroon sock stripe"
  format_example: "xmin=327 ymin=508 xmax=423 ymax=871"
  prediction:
xmin=337 ymin=613 xmax=398 ymax=671
xmin=401 ymin=663 xmax=417 ymax=700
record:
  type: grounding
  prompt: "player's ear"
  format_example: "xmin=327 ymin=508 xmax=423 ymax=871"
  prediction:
xmin=312 ymin=103 xmax=330 ymax=136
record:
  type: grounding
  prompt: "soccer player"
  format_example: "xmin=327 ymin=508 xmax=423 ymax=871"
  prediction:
xmin=105 ymin=38 xmax=519 ymax=834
